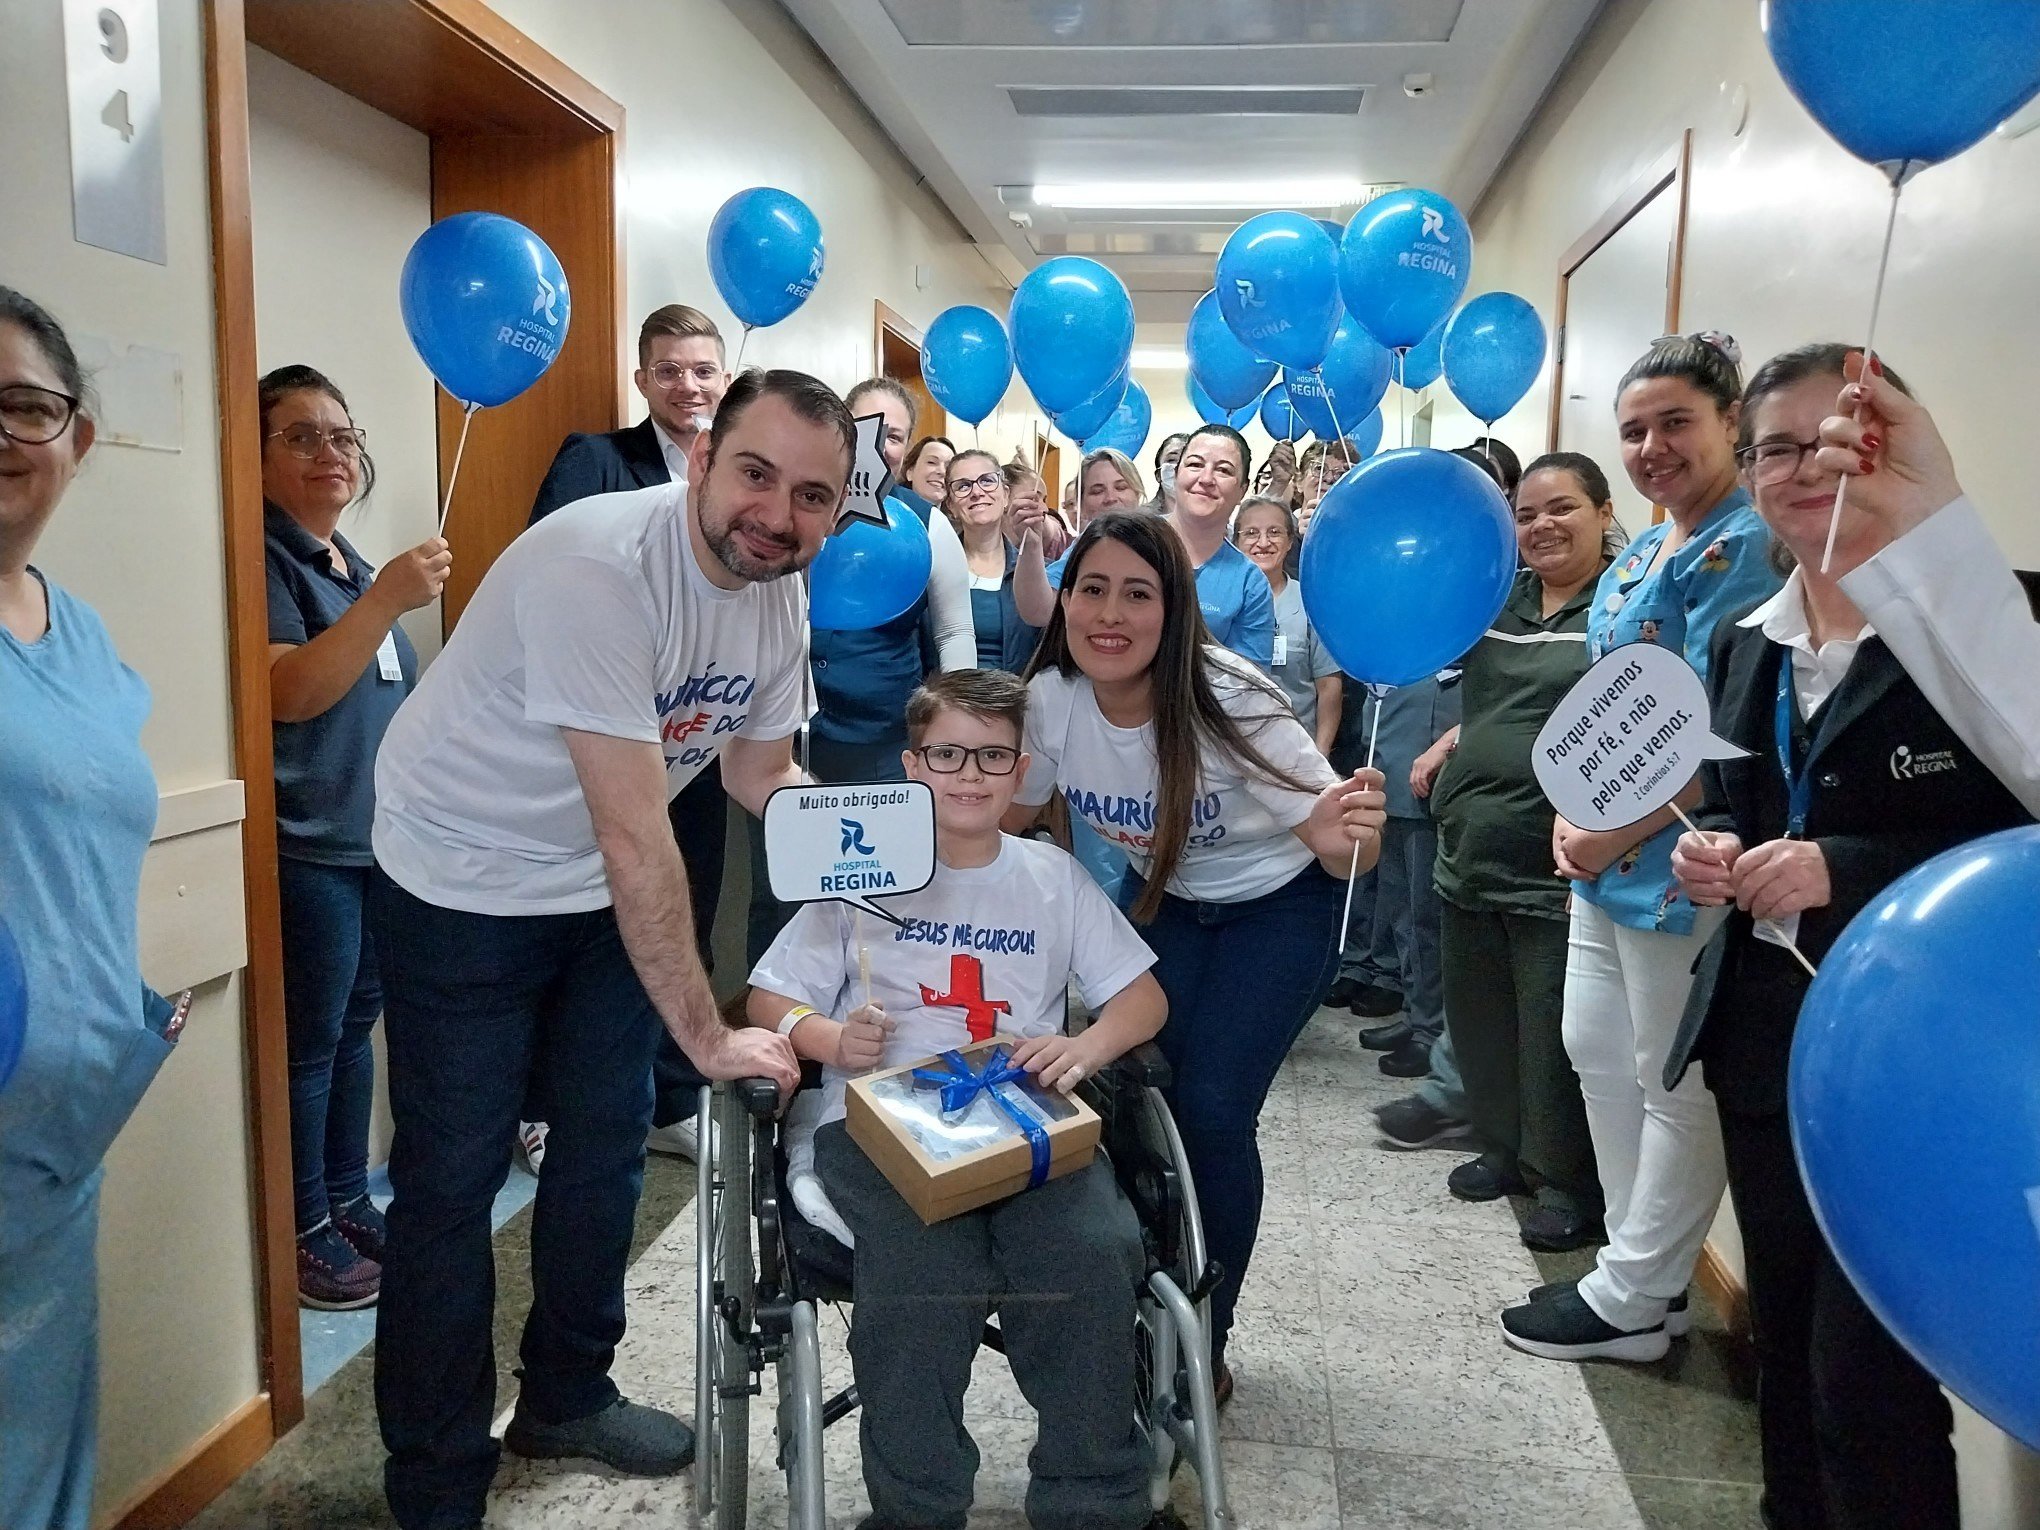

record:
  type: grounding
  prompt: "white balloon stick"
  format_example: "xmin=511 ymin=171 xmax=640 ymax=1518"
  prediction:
xmin=1819 ymin=180 xmax=1903 ymax=575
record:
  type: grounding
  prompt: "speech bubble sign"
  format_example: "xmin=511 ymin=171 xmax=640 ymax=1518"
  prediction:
xmin=763 ymin=779 xmax=936 ymax=924
xmin=836 ymin=412 xmax=898 ymax=531
xmin=1533 ymin=643 xmax=1749 ymax=830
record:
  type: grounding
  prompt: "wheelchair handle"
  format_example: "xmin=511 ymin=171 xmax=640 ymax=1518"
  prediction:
xmin=735 ymin=1076 xmax=784 ymax=1117
xmin=1106 ymin=1040 xmax=1172 ymax=1090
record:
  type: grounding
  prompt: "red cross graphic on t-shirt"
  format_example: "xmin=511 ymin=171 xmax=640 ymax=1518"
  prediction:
xmin=918 ymin=953 xmax=1012 ymax=1042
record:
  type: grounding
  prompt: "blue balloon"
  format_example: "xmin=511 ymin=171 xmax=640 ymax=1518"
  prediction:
xmin=1346 ymin=408 xmax=1383 ymax=459
xmin=1009 ymin=257 xmax=1135 ymax=416
xmin=1215 ymin=212 xmax=1342 ymax=371
xmin=1280 ymin=315 xmax=1391 ymax=441
xmin=0 ymin=915 xmax=23 ymax=1094
xmin=1258 ymin=382 xmax=1303 ymax=440
xmin=1299 ymin=447 xmax=1517 ymax=686
xmin=708 ymin=187 xmax=824 ymax=329
xmin=1083 ymin=379 xmax=1152 ymax=459
xmin=808 ymin=498 xmax=932 ymax=630
xmin=921 ymin=306 xmax=1012 ymax=427
xmin=1443 ymin=292 xmax=1548 ymax=425
xmin=1229 ymin=394 xmax=1261 ymax=431
xmin=1766 ymin=1 xmax=2040 ymax=182
xmin=1056 ymin=370 xmax=1129 ymax=442
xmin=399 ymin=213 xmax=571 ymax=409
xmin=1399 ymin=320 xmax=1447 ymax=391
xmin=1187 ymin=376 xmax=1260 ymax=430
xmin=1339 ymin=188 xmax=1473 ymax=351
xmin=1187 ymin=289 xmax=1278 ymax=410
xmin=1792 ymin=826 xmax=2040 ymax=1450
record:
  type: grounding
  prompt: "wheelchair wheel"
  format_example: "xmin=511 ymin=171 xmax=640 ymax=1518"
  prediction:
xmin=776 ymin=1300 xmax=827 ymax=1530
xmin=694 ymin=1084 xmax=756 ymax=1529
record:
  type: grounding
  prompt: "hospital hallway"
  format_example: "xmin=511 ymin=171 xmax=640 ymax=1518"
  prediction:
xmin=190 ymin=1005 xmax=1764 ymax=1529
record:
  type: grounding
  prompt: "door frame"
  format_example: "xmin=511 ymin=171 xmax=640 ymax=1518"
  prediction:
xmin=181 ymin=0 xmax=622 ymax=1515
xmin=1546 ymin=129 xmax=1691 ymax=453
xmin=875 ymin=298 xmax=948 ymax=441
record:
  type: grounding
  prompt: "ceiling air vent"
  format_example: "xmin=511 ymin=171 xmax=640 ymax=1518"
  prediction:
xmin=1008 ymin=86 xmax=1366 ymax=118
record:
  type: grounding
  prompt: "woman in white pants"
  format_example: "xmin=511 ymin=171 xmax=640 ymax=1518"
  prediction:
xmin=1500 ymin=334 xmax=1782 ymax=1362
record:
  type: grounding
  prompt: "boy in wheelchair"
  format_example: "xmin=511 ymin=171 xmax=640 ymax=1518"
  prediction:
xmin=745 ymin=669 xmax=1167 ymax=1530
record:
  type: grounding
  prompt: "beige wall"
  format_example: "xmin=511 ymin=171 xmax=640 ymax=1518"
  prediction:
xmin=1449 ymin=1 xmax=2040 ymax=1519
xmin=0 ymin=1 xmax=267 ymax=1521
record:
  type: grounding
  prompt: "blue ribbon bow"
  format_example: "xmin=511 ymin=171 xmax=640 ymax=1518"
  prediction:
xmin=910 ymin=1045 xmax=1052 ymax=1189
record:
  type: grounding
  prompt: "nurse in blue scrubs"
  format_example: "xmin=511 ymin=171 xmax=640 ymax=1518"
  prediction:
xmin=0 ymin=288 xmax=181 ymax=1530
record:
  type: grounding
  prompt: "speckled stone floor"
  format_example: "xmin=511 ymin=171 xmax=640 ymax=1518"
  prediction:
xmin=189 ymin=1007 xmax=1761 ymax=1529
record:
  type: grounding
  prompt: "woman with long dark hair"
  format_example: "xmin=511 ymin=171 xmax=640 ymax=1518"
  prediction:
xmin=1005 ymin=510 xmax=1384 ymax=1397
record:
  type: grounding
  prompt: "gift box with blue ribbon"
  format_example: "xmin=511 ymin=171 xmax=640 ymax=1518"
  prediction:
xmin=846 ymin=1037 xmax=1102 ymax=1223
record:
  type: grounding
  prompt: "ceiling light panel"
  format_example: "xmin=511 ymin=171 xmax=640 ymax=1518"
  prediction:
xmin=876 ymin=0 xmax=1461 ymax=47
xmin=1009 ymin=86 xmax=1367 ymax=117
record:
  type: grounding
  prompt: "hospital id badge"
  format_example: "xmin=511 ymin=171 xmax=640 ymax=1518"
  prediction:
xmin=1271 ymin=634 xmax=1289 ymax=666
xmin=375 ymin=632 xmax=403 ymax=682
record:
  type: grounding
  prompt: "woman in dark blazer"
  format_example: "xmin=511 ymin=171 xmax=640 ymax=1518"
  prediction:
xmin=1669 ymin=344 xmax=2033 ymax=1530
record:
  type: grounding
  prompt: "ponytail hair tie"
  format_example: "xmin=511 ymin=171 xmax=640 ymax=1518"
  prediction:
xmin=1691 ymin=330 xmax=1743 ymax=368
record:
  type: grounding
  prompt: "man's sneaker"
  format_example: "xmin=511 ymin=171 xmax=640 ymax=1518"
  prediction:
xmin=1379 ymin=1035 xmax=1431 ymax=1078
xmin=1359 ymin=1017 xmax=1412 ymax=1051
xmin=1373 ymin=1094 xmax=1474 ymax=1150
xmin=504 ymin=1396 xmax=695 ymax=1475
xmin=1325 ymin=975 xmax=1364 ymax=1009
xmin=645 ymin=1115 xmax=718 ymax=1163
xmin=332 ymin=1193 xmax=387 ymax=1263
xmin=1350 ymin=983 xmax=1404 ymax=1020
xmin=1528 ymin=1278 xmax=1690 ymax=1338
xmin=1501 ymin=1287 xmax=1669 ymax=1363
xmin=1447 ymin=1151 xmax=1527 ymax=1202
xmin=1518 ymin=1204 xmax=1602 ymax=1253
xmin=517 ymin=1120 xmax=549 ymax=1176
xmin=298 ymin=1220 xmax=380 ymax=1310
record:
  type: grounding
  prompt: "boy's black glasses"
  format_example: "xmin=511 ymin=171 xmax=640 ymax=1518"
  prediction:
xmin=914 ymin=744 xmax=1019 ymax=776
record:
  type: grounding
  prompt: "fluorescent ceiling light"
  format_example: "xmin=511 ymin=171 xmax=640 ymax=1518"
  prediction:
xmin=1031 ymin=179 xmax=1379 ymax=210
xmin=1132 ymin=347 xmax=1188 ymax=369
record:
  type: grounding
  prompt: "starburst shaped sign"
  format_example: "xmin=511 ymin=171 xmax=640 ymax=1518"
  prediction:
xmin=837 ymin=412 xmax=897 ymax=531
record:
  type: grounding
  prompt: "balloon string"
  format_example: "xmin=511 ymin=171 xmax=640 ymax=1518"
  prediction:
xmin=1820 ymin=180 xmax=1902 ymax=575
xmin=1334 ymin=689 xmax=1386 ymax=953
xmin=436 ymin=401 xmax=479 ymax=536
xmin=1395 ymin=350 xmax=1407 ymax=450
xmin=798 ymin=568 xmax=814 ymax=778
xmin=734 ymin=325 xmax=753 ymax=371
xmin=1667 ymin=803 xmax=1817 ymax=976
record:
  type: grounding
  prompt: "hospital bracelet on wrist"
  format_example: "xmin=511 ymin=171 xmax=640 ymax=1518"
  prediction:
xmin=777 ymin=1004 xmax=821 ymax=1037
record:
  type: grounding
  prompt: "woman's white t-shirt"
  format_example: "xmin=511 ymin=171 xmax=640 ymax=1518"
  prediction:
xmin=1015 ymin=646 xmax=1339 ymax=903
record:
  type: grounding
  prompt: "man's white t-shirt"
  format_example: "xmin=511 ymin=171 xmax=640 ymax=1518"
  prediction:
xmin=1014 ymin=646 xmax=1339 ymax=904
xmin=373 ymin=480 xmax=807 ymax=915
xmin=749 ymin=835 xmax=1155 ymax=1141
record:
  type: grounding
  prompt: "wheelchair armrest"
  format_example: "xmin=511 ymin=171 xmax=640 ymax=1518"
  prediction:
xmin=1105 ymin=1041 xmax=1171 ymax=1090
xmin=736 ymin=1077 xmax=784 ymax=1117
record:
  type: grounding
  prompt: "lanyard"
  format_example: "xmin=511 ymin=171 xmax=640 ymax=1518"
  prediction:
xmin=1773 ymin=658 xmax=1812 ymax=838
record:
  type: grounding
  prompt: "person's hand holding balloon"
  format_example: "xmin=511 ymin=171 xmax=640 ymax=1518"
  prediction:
xmin=1672 ymin=829 xmax=1744 ymax=907
xmin=1814 ymin=352 xmax=1964 ymax=562
xmin=1302 ymin=767 xmax=1386 ymax=872
xmin=371 ymin=537 xmax=453 ymax=618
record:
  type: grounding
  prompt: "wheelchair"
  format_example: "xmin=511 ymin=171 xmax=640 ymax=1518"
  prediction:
xmin=691 ymin=1039 xmax=1235 ymax=1529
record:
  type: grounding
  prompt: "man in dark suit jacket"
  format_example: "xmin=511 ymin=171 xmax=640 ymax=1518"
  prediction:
xmin=524 ymin=303 xmax=733 ymax=1158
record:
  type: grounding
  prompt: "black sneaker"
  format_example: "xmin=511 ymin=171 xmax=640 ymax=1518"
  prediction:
xmin=1447 ymin=1151 xmax=1527 ymax=1202
xmin=504 ymin=1396 xmax=695 ymax=1475
xmin=1518 ymin=1204 xmax=1603 ymax=1253
xmin=1373 ymin=1095 xmax=1474 ymax=1150
xmin=1325 ymin=975 xmax=1364 ymax=1008
xmin=1352 ymin=986 xmax=1405 ymax=1021
xmin=1359 ymin=1017 xmax=1411 ymax=1051
xmin=1501 ymin=1287 xmax=1668 ymax=1362
xmin=1527 ymin=1279 xmax=1690 ymax=1338
xmin=297 ymin=1220 xmax=380 ymax=1310
xmin=1378 ymin=1036 xmax=1431 ymax=1078
xmin=332 ymin=1193 xmax=386 ymax=1263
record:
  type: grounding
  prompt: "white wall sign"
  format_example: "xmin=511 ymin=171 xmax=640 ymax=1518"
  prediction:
xmin=1533 ymin=643 xmax=1747 ymax=830
xmin=63 ymin=0 xmax=166 ymax=265
xmin=764 ymin=779 xmax=936 ymax=924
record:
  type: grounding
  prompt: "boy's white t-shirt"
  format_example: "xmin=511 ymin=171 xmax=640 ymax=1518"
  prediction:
xmin=1014 ymin=645 xmax=1339 ymax=904
xmin=373 ymin=480 xmax=808 ymax=916
xmin=749 ymin=834 xmax=1156 ymax=1142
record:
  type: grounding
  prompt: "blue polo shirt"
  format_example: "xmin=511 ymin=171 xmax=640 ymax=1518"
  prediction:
xmin=1046 ymin=535 xmax=1275 ymax=668
xmin=264 ymin=505 xmax=417 ymax=864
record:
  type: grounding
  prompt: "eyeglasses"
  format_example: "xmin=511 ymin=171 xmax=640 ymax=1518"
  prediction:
xmin=648 ymin=360 xmax=722 ymax=389
xmin=1736 ymin=439 xmax=1820 ymax=486
xmin=914 ymin=743 xmax=1019 ymax=776
xmin=0 ymin=385 xmax=81 ymax=446
xmin=267 ymin=425 xmax=368 ymax=460
xmin=949 ymin=472 xmax=1003 ymax=497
